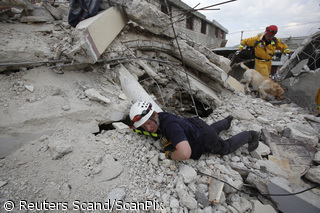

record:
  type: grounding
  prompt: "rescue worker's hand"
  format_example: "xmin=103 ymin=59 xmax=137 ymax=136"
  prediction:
xmin=285 ymin=53 xmax=291 ymax=59
xmin=235 ymin=50 xmax=241 ymax=55
xmin=165 ymin=150 xmax=174 ymax=159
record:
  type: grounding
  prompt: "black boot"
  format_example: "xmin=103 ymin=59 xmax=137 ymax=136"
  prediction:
xmin=225 ymin=115 xmax=234 ymax=130
xmin=248 ymin=131 xmax=260 ymax=152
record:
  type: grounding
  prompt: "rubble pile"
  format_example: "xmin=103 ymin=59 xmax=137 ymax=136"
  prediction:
xmin=0 ymin=0 xmax=320 ymax=212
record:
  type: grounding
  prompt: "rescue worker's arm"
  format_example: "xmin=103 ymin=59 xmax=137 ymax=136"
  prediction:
xmin=238 ymin=36 xmax=258 ymax=51
xmin=276 ymin=38 xmax=290 ymax=54
xmin=170 ymin=140 xmax=191 ymax=161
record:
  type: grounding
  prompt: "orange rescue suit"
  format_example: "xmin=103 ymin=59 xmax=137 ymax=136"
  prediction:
xmin=238 ymin=33 xmax=290 ymax=77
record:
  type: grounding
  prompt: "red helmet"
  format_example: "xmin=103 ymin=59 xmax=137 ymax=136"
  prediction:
xmin=266 ymin=25 xmax=278 ymax=36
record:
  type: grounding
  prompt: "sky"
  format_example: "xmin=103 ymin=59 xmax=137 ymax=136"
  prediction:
xmin=181 ymin=0 xmax=320 ymax=47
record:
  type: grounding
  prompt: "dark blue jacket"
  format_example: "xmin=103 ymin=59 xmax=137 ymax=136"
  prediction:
xmin=158 ymin=112 xmax=206 ymax=159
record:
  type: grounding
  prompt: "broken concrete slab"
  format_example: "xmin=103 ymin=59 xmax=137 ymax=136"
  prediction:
xmin=172 ymin=39 xmax=225 ymax=84
xmin=267 ymin=177 xmax=320 ymax=213
xmin=116 ymin=0 xmax=174 ymax=38
xmin=43 ymin=3 xmax=64 ymax=20
xmin=254 ymin=160 xmax=288 ymax=178
xmin=20 ymin=7 xmax=55 ymax=23
xmin=0 ymin=0 xmax=34 ymax=10
xmin=179 ymin=165 xmax=197 ymax=184
xmin=305 ymin=115 xmax=320 ymax=134
xmin=188 ymin=42 xmax=231 ymax=73
xmin=286 ymin=122 xmax=319 ymax=147
xmin=225 ymin=76 xmax=245 ymax=93
xmin=262 ymin=129 xmax=316 ymax=179
xmin=281 ymin=70 xmax=320 ymax=114
xmin=67 ymin=7 xmax=128 ymax=63
xmin=250 ymin=142 xmax=271 ymax=159
xmin=290 ymin=59 xmax=309 ymax=76
xmin=305 ymin=165 xmax=320 ymax=184
xmin=116 ymin=64 xmax=163 ymax=112
xmin=112 ymin=122 xmax=129 ymax=131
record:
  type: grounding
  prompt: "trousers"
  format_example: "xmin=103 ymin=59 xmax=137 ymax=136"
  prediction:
xmin=200 ymin=117 xmax=253 ymax=155
xmin=254 ymin=58 xmax=271 ymax=77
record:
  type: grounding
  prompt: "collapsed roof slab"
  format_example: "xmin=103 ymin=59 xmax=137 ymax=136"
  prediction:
xmin=66 ymin=7 xmax=128 ymax=64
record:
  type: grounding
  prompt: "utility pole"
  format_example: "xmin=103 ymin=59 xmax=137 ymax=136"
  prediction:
xmin=240 ymin=31 xmax=243 ymax=42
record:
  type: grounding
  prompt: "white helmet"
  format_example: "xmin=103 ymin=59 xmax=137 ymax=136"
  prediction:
xmin=130 ymin=100 xmax=155 ymax=128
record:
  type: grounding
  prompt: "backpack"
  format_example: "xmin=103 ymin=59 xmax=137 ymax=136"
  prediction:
xmin=68 ymin=0 xmax=101 ymax=28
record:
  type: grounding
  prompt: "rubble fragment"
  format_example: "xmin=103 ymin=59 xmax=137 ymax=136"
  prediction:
xmin=85 ymin=88 xmax=111 ymax=104
xmin=208 ymin=176 xmax=224 ymax=204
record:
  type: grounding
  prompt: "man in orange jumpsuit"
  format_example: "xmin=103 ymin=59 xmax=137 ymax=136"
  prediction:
xmin=236 ymin=25 xmax=291 ymax=77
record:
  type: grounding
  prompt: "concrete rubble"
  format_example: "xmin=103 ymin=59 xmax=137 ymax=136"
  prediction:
xmin=279 ymin=31 xmax=320 ymax=114
xmin=0 ymin=0 xmax=320 ymax=212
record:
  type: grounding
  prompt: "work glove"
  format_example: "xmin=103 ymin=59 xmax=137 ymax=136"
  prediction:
xmin=160 ymin=137 xmax=175 ymax=159
xmin=165 ymin=150 xmax=173 ymax=159
xmin=285 ymin=53 xmax=291 ymax=59
xmin=160 ymin=137 xmax=174 ymax=151
xmin=235 ymin=50 xmax=241 ymax=55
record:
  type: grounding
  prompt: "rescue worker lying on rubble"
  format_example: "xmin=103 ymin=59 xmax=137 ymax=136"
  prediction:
xmin=235 ymin=25 xmax=291 ymax=78
xmin=130 ymin=100 xmax=260 ymax=161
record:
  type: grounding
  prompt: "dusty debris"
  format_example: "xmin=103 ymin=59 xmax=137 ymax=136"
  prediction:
xmin=0 ymin=0 xmax=320 ymax=213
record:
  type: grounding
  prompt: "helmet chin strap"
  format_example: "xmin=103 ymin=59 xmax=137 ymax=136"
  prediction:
xmin=150 ymin=114 xmax=160 ymax=127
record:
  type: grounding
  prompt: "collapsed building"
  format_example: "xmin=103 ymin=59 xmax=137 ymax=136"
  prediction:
xmin=0 ymin=0 xmax=320 ymax=212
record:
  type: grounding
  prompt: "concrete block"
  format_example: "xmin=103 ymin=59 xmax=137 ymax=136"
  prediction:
xmin=208 ymin=177 xmax=224 ymax=204
xmin=74 ymin=7 xmax=128 ymax=63
xmin=250 ymin=142 xmax=270 ymax=159
xmin=226 ymin=76 xmax=244 ymax=93
xmin=112 ymin=122 xmax=129 ymax=131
